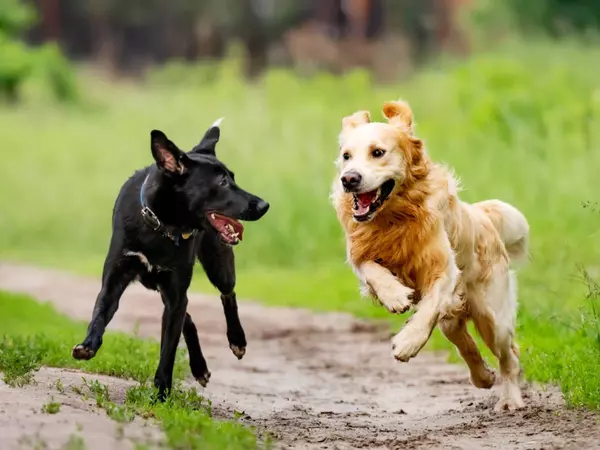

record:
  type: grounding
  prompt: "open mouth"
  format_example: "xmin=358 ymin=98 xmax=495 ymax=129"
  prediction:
xmin=352 ymin=179 xmax=395 ymax=222
xmin=207 ymin=213 xmax=244 ymax=245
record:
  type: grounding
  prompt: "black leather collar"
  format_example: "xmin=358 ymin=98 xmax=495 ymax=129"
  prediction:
xmin=139 ymin=174 xmax=198 ymax=246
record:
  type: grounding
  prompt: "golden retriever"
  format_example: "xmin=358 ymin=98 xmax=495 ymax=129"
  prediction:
xmin=331 ymin=99 xmax=529 ymax=411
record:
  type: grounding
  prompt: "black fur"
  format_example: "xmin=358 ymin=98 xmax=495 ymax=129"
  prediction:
xmin=72 ymin=122 xmax=269 ymax=400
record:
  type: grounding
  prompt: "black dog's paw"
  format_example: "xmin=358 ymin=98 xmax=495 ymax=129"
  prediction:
xmin=152 ymin=389 xmax=168 ymax=404
xmin=72 ymin=344 xmax=95 ymax=360
xmin=229 ymin=344 xmax=246 ymax=360
xmin=227 ymin=329 xmax=246 ymax=360
xmin=195 ymin=369 xmax=211 ymax=388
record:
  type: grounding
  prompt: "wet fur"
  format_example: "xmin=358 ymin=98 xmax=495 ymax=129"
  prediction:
xmin=332 ymin=100 xmax=530 ymax=412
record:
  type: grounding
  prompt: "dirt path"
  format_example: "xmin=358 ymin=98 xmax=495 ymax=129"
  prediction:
xmin=1 ymin=263 xmax=599 ymax=450
xmin=0 ymin=368 xmax=162 ymax=450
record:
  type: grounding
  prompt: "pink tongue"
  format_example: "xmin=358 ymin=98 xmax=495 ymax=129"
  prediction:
xmin=355 ymin=191 xmax=377 ymax=216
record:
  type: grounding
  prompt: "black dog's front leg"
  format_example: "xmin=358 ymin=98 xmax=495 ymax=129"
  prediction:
xmin=155 ymin=275 xmax=189 ymax=400
xmin=73 ymin=255 xmax=138 ymax=360
xmin=197 ymin=233 xmax=246 ymax=359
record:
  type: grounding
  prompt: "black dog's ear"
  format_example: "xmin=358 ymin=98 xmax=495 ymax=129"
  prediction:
xmin=190 ymin=117 xmax=223 ymax=156
xmin=151 ymin=130 xmax=187 ymax=174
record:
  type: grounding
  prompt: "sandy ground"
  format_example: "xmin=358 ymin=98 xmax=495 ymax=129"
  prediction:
xmin=1 ymin=262 xmax=599 ymax=450
xmin=0 ymin=368 xmax=163 ymax=450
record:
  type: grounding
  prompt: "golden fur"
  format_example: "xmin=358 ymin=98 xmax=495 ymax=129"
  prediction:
xmin=332 ymin=99 xmax=530 ymax=412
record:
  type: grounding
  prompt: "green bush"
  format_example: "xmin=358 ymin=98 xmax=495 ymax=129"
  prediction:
xmin=0 ymin=0 xmax=35 ymax=35
xmin=37 ymin=43 xmax=79 ymax=102
xmin=0 ymin=0 xmax=78 ymax=103
xmin=0 ymin=34 xmax=32 ymax=101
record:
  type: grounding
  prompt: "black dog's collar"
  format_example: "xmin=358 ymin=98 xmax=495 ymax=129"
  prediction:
xmin=140 ymin=175 xmax=198 ymax=246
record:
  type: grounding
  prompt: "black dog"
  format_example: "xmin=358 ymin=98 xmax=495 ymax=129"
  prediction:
xmin=72 ymin=119 xmax=269 ymax=399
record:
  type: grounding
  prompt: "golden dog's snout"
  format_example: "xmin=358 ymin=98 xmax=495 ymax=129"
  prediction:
xmin=341 ymin=171 xmax=362 ymax=191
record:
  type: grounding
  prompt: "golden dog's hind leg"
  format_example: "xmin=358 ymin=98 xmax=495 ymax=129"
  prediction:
xmin=471 ymin=267 xmax=524 ymax=412
xmin=439 ymin=317 xmax=496 ymax=389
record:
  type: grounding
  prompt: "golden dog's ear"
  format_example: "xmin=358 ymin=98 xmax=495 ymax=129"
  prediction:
xmin=382 ymin=99 xmax=413 ymax=133
xmin=341 ymin=110 xmax=371 ymax=133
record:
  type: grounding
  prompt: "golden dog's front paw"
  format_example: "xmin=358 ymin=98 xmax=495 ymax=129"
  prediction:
xmin=378 ymin=286 xmax=414 ymax=315
xmin=391 ymin=327 xmax=428 ymax=362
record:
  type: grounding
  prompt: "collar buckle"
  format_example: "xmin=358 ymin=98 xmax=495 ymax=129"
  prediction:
xmin=141 ymin=206 xmax=161 ymax=231
xmin=140 ymin=174 xmax=197 ymax=246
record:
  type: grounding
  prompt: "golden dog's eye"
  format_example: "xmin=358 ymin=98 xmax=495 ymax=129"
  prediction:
xmin=371 ymin=148 xmax=385 ymax=158
xmin=342 ymin=152 xmax=351 ymax=161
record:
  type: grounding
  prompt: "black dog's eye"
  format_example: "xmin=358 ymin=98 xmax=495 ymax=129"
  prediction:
xmin=342 ymin=152 xmax=351 ymax=161
xmin=219 ymin=177 xmax=229 ymax=187
xmin=371 ymin=148 xmax=385 ymax=158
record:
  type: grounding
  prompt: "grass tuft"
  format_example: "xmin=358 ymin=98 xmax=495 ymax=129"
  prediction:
xmin=0 ymin=336 xmax=43 ymax=387
xmin=42 ymin=398 xmax=61 ymax=414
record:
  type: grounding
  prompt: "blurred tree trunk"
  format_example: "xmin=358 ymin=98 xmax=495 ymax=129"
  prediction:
xmin=40 ymin=0 xmax=61 ymax=41
xmin=434 ymin=0 xmax=470 ymax=55
xmin=89 ymin=3 xmax=118 ymax=75
xmin=194 ymin=18 xmax=226 ymax=60
xmin=345 ymin=0 xmax=370 ymax=38
xmin=240 ymin=0 xmax=267 ymax=79
xmin=157 ymin=0 xmax=174 ymax=62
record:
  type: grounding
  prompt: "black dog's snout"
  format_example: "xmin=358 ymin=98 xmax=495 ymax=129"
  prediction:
xmin=242 ymin=197 xmax=270 ymax=221
xmin=341 ymin=172 xmax=362 ymax=191
xmin=255 ymin=199 xmax=270 ymax=217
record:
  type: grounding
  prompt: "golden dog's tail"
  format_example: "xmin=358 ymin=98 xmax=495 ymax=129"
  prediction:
xmin=474 ymin=199 xmax=530 ymax=265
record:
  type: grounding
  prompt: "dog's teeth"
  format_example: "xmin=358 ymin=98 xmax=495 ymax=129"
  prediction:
xmin=211 ymin=214 xmax=216 ymax=219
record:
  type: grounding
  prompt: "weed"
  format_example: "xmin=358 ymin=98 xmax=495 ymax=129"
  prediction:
xmin=83 ymin=378 xmax=136 ymax=423
xmin=62 ymin=434 xmax=85 ymax=450
xmin=42 ymin=398 xmax=61 ymax=414
xmin=0 ymin=336 xmax=43 ymax=387
xmin=17 ymin=433 xmax=48 ymax=450
xmin=115 ymin=423 xmax=124 ymax=440
xmin=582 ymin=268 xmax=600 ymax=348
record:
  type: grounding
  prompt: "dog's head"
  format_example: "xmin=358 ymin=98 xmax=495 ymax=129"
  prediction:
xmin=150 ymin=119 xmax=269 ymax=245
xmin=336 ymin=100 xmax=427 ymax=223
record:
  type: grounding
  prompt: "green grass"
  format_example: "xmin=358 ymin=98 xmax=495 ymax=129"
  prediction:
xmin=1 ymin=40 xmax=600 ymax=408
xmin=87 ymin=379 xmax=270 ymax=449
xmin=0 ymin=291 xmax=266 ymax=449
xmin=0 ymin=292 xmax=188 ymax=383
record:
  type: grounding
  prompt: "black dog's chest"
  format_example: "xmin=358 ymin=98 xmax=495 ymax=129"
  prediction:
xmin=125 ymin=236 xmax=198 ymax=291
xmin=134 ymin=258 xmax=193 ymax=292
xmin=136 ymin=229 xmax=198 ymax=262
xmin=138 ymin=269 xmax=164 ymax=291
